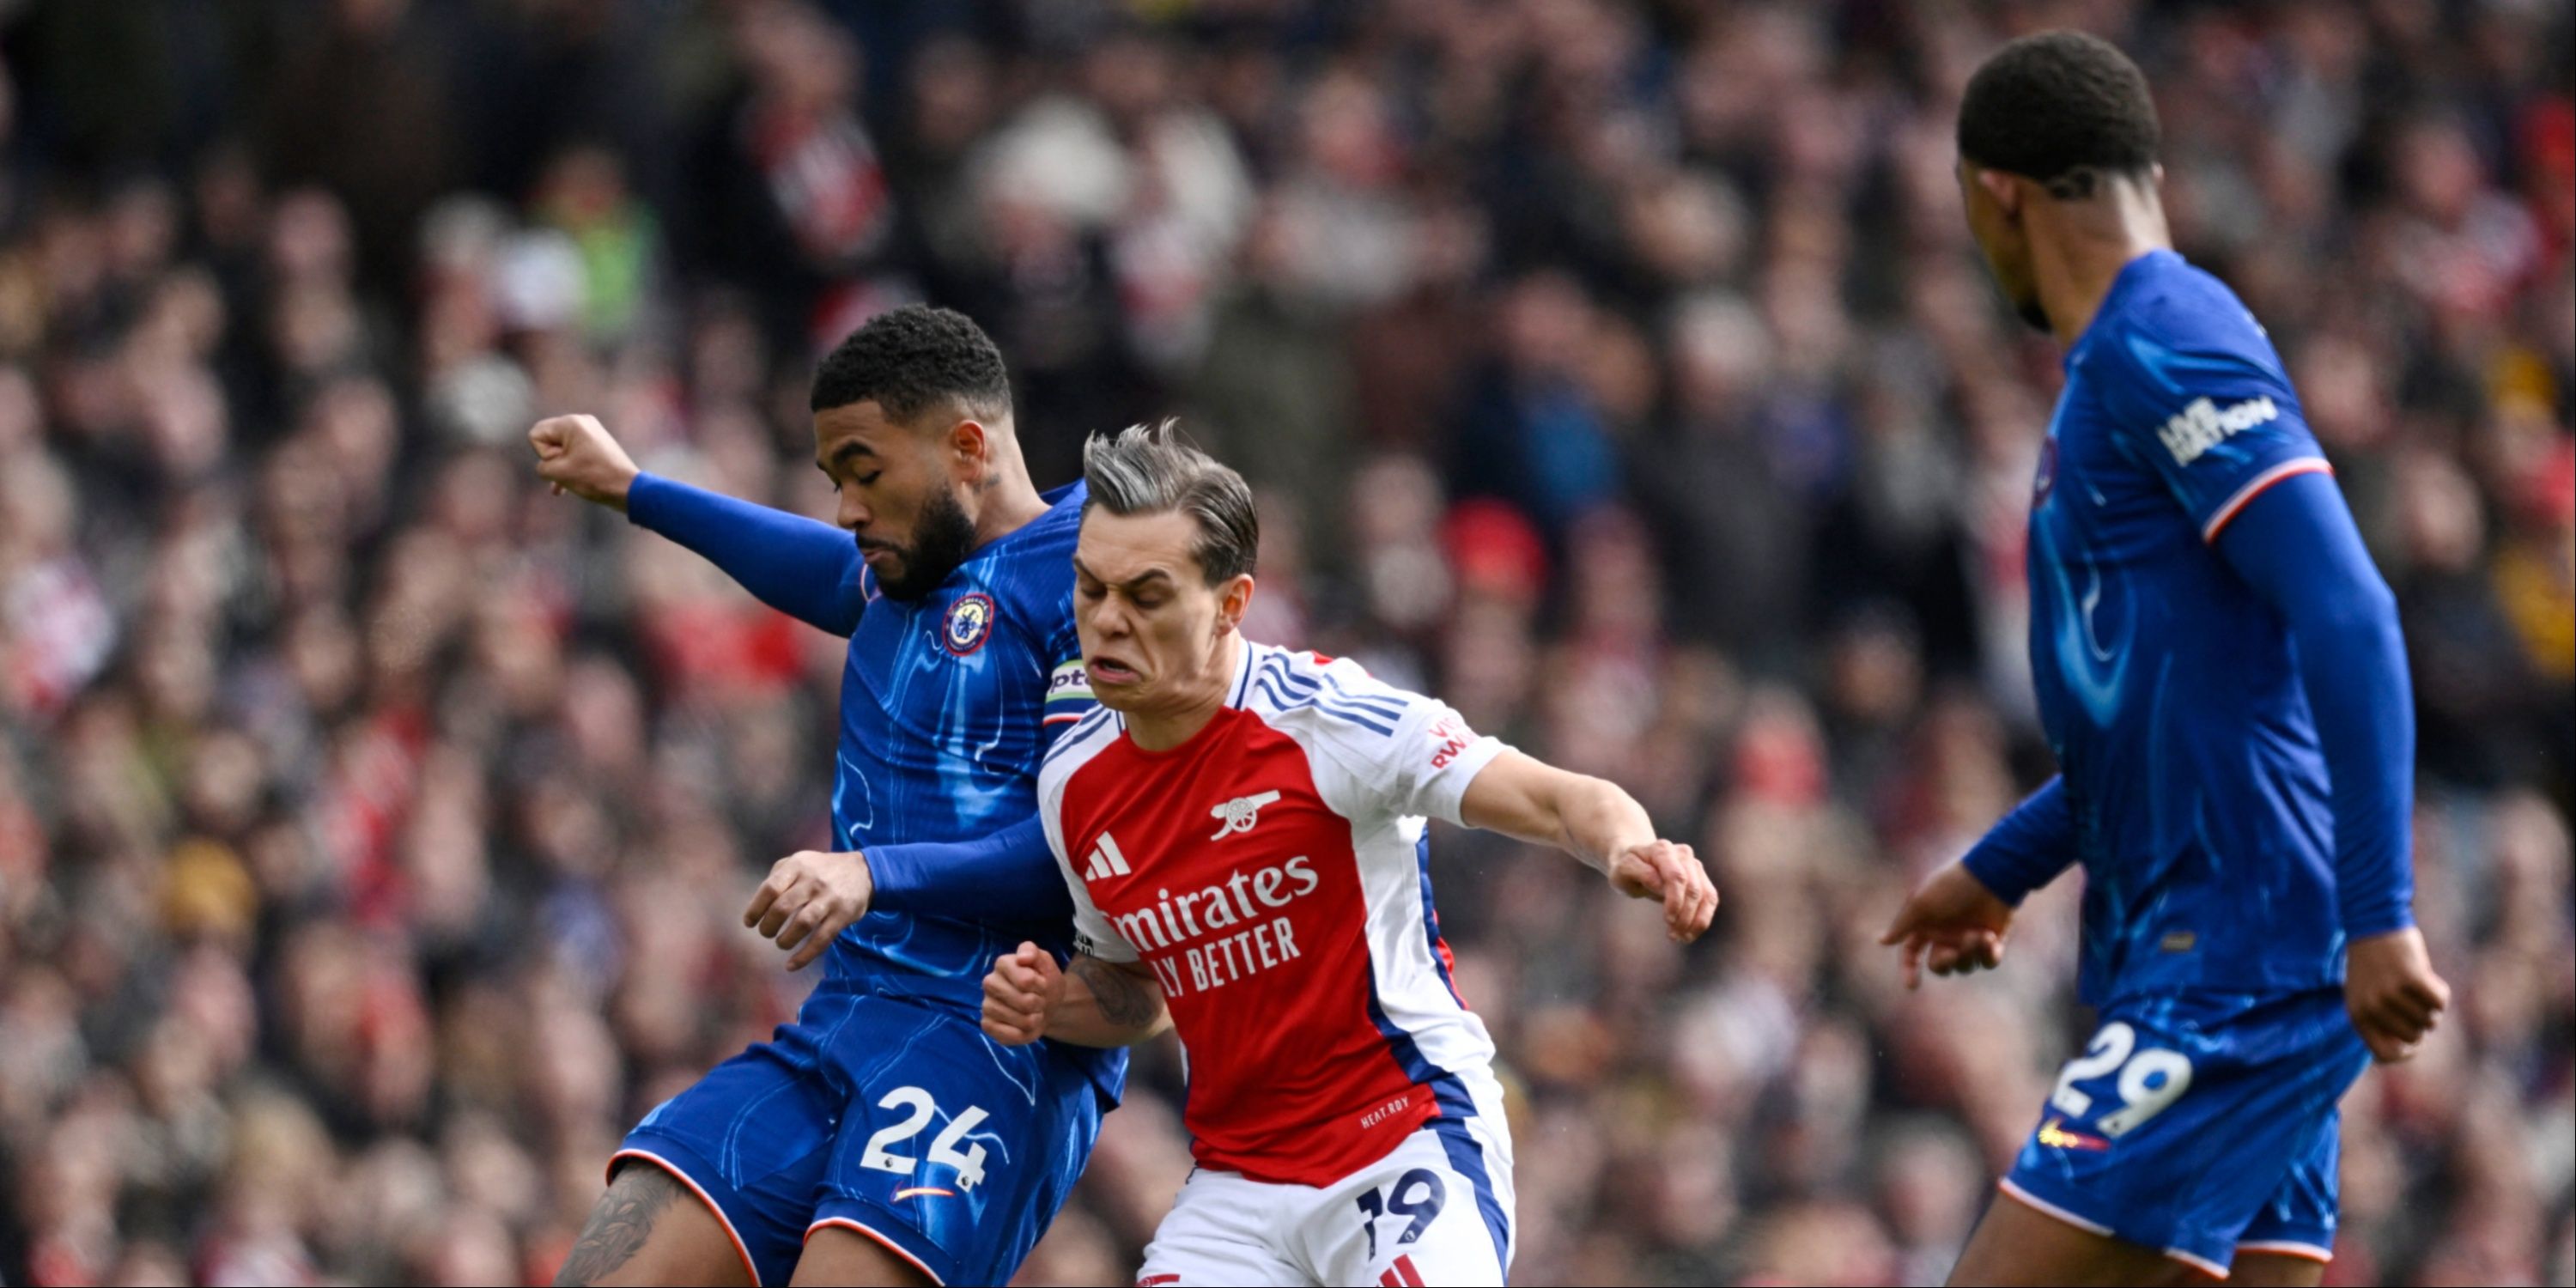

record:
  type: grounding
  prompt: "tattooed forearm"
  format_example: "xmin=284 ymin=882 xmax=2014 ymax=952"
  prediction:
xmin=1072 ymin=956 xmax=1169 ymax=1034
xmin=556 ymin=1165 xmax=682 ymax=1285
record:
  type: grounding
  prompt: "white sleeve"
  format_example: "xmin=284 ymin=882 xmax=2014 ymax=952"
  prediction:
xmin=1297 ymin=658 xmax=1508 ymax=826
xmin=1038 ymin=758 xmax=1141 ymax=963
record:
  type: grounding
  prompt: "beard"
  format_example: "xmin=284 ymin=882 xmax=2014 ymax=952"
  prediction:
xmin=866 ymin=485 xmax=979 ymax=601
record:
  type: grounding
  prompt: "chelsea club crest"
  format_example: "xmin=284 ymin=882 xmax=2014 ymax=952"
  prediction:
xmin=942 ymin=592 xmax=996 ymax=656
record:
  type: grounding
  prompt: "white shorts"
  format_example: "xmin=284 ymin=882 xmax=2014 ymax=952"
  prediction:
xmin=1136 ymin=1115 xmax=1515 ymax=1287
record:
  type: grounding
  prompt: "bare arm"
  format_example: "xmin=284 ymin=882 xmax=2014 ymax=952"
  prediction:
xmin=982 ymin=943 xmax=1171 ymax=1048
xmin=1457 ymin=750 xmax=1718 ymax=942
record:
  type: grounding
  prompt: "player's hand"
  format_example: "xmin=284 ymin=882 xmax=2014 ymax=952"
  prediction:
xmin=1880 ymin=860 xmax=2015 ymax=990
xmin=2343 ymin=927 xmax=2449 ymax=1062
xmin=529 ymin=413 xmax=641 ymax=512
xmin=1605 ymin=839 xmax=1719 ymax=944
xmin=743 ymin=850 xmax=875 ymax=971
xmin=981 ymin=942 xmax=1063 ymax=1046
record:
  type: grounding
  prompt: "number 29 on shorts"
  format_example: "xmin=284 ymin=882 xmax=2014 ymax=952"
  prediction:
xmin=2050 ymin=1021 xmax=2195 ymax=1137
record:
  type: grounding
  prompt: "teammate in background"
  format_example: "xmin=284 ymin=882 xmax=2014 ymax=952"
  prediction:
xmin=1879 ymin=32 xmax=2451 ymax=1287
xmin=531 ymin=307 xmax=1120 ymax=1287
xmin=979 ymin=425 xmax=1719 ymax=1287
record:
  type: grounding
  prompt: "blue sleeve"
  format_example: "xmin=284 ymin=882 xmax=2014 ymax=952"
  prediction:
xmin=1960 ymin=777 xmax=2078 ymax=907
xmin=627 ymin=472 xmax=869 ymax=636
xmin=864 ymin=816 xmax=1073 ymax=921
xmin=2215 ymin=470 xmax=2416 ymax=939
xmin=2090 ymin=309 xmax=2333 ymax=543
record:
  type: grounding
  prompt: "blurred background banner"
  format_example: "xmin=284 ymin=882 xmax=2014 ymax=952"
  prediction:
xmin=0 ymin=1 xmax=2567 ymax=1285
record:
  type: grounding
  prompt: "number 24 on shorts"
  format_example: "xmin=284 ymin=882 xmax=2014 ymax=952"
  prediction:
xmin=859 ymin=1085 xmax=993 ymax=1190
xmin=2050 ymin=1021 xmax=2195 ymax=1137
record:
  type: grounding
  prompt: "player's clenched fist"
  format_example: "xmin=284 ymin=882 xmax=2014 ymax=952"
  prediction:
xmin=528 ymin=413 xmax=641 ymax=511
xmin=743 ymin=851 xmax=875 ymax=971
xmin=2343 ymin=926 xmax=2451 ymax=1062
xmin=981 ymin=942 xmax=1064 ymax=1045
xmin=1606 ymin=840 xmax=1719 ymax=943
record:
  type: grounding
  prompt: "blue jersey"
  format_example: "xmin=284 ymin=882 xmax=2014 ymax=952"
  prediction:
xmin=2032 ymin=249 xmax=2347 ymax=1005
xmin=619 ymin=476 xmax=1119 ymax=1286
xmin=828 ymin=482 xmax=1100 ymax=997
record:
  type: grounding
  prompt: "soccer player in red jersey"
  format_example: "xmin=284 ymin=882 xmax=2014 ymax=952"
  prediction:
xmin=981 ymin=424 xmax=1718 ymax=1287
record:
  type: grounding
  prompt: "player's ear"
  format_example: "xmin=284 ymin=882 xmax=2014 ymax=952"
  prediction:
xmin=943 ymin=420 xmax=989 ymax=484
xmin=1974 ymin=167 xmax=2021 ymax=220
xmin=1213 ymin=574 xmax=1255 ymax=637
xmin=947 ymin=418 xmax=988 ymax=471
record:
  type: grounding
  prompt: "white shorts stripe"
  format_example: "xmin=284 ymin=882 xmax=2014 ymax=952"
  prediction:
xmin=2164 ymin=1245 xmax=2233 ymax=1279
xmin=1994 ymin=1177 xmax=2115 ymax=1237
xmin=2236 ymin=1239 xmax=2332 ymax=1263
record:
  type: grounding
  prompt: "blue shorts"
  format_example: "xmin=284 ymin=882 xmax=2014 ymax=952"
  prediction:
xmin=2002 ymin=987 xmax=2370 ymax=1279
xmin=615 ymin=982 xmax=1105 ymax=1286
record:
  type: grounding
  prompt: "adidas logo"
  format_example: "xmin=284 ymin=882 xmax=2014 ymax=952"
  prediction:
xmin=1083 ymin=832 xmax=1132 ymax=880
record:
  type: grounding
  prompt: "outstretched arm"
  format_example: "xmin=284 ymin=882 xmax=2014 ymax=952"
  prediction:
xmin=626 ymin=475 xmax=866 ymax=635
xmin=2217 ymin=470 xmax=2449 ymax=1060
xmin=532 ymin=413 xmax=866 ymax=635
xmin=1456 ymin=750 xmax=1717 ymax=943
xmin=982 ymin=943 xmax=1170 ymax=1048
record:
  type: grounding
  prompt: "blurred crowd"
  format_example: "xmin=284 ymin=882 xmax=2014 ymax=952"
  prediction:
xmin=0 ymin=0 xmax=2569 ymax=1285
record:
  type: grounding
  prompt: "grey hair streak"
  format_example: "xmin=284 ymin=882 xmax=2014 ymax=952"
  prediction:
xmin=1080 ymin=420 xmax=1259 ymax=585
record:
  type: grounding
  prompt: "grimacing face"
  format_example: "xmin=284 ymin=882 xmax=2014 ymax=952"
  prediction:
xmin=1071 ymin=507 xmax=1252 ymax=719
xmin=1956 ymin=158 xmax=2050 ymax=332
xmin=812 ymin=399 xmax=981 ymax=600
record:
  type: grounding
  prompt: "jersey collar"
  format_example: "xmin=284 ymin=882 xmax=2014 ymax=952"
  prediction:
xmin=1225 ymin=636 xmax=1261 ymax=709
xmin=2069 ymin=247 xmax=2179 ymax=368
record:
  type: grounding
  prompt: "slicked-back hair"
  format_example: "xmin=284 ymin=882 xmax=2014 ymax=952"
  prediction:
xmin=1958 ymin=30 xmax=2160 ymax=199
xmin=810 ymin=304 xmax=1012 ymax=424
xmin=1081 ymin=422 xmax=1259 ymax=586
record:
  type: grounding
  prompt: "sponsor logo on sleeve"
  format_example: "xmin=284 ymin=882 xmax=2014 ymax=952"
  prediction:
xmin=1426 ymin=717 xmax=1473 ymax=769
xmin=2157 ymin=395 xmax=2278 ymax=465
xmin=1047 ymin=660 xmax=1093 ymax=702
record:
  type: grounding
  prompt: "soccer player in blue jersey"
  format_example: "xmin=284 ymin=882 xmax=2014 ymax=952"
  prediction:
xmin=532 ymin=307 xmax=1120 ymax=1287
xmin=1880 ymin=33 xmax=2453 ymax=1287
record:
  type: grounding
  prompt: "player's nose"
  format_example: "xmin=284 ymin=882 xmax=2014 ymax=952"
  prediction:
xmin=1085 ymin=600 xmax=1127 ymax=639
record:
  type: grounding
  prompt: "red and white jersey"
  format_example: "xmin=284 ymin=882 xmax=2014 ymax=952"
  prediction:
xmin=1038 ymin=641 xmax=1508 ymax=1187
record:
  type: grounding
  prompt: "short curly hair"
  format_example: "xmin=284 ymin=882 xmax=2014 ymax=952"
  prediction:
xmin=1958 ymin=31 xmax=2160 ymax=197
xmin=809 ymin=305 xmax=1013 ymax=424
